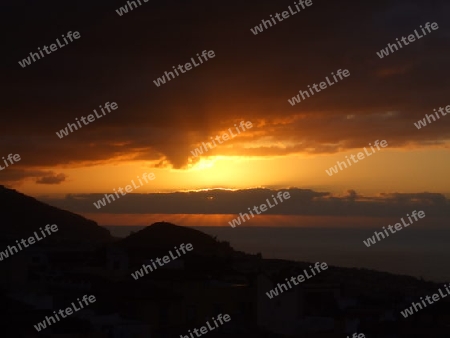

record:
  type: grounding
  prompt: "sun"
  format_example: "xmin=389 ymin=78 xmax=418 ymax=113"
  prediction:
xmin=190 ymin=158 xmax=216 ymax=171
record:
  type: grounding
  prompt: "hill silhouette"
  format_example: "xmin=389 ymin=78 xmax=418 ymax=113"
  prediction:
xmin=0 ymin=185 xmax=110 ymax=242
xmin=116 ymin=221 xmax=234 ymax=256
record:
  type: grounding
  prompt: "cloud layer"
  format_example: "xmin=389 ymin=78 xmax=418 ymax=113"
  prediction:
xmin=2 ymin=0 xmax=450 ymax=181
xmin=38 ymin=188 xmax=450 ymax=223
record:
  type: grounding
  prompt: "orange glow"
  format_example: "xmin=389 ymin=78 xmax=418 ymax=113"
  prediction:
xmin=15 ymin=148 xmax=450 ymax=197
xmin=81 ymin=213 xmax=404 ymax=228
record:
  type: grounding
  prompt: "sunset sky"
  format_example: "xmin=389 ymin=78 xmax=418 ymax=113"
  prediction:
xmin=2 ymin=0 xmax=450 ymax=226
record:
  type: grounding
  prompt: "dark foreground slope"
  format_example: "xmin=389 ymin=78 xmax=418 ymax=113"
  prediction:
xmin=0 ymin=188 xmax=449 ymax=337
xmin=0 ymin=185 xmax=110 ymax=242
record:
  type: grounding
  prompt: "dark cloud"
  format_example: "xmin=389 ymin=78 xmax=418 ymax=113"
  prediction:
xmin=36 ymin=173 xmax=66 ymax=185
xmin=37 ymin=188 xmax=450 ymax=221
xmin=2 ymin=0 xmax=450 ymax=171
xmin=0 ymin=169 xmax=67 ymax=185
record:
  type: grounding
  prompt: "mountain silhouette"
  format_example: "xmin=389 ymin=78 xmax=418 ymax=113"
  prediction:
xmin=116 ymin=221 xmax=234 ymax=256
xmin=0 ymin=185 xmax=110 ymax=242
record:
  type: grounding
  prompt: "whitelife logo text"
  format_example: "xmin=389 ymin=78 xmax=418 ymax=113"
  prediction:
xmin=377 ymin=22 xmax=439 ymax=59
xmin=266 ymin=262 xmax=328 ymax=299
xmin=363 ymin=210 xmax=425 ymax=247
xmin=288 ymin=69 xmax=350 ymax=106
xmin=34 ymin=295 xmax=96 ymax=332
xmin=325 ymin=140 xmax=388 ymax=176
xmin=93 ymin=172 xmax=155 ymax=210
xmin=0 ymin=224 xmax=59 ymax=262
xmin=414 ymin=104 xmax=450 ymax=130
xmin=131 ymin=243 xmax=193 ymax=280
xmin=56 ymin=102 xmax=118 ymax=139
xmin=250 ymin=0 xmax=313 ymax=35
xmin=190 ymin=121 xmax=252 ymax=158
xmin=0 ymin=153 xmax=21 ymax=171
xmin=153 ymin=50 xmax=216 ymax=87
xmin=228 ymin=191 xmax=290 ymax=228
xmin=19 ymin=31 xmax=81 ymax=68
